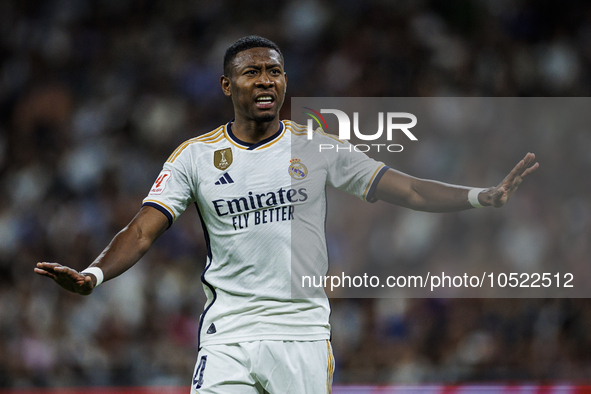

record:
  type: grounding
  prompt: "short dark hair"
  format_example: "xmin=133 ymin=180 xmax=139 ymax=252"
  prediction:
xmin=223 ymin=36 xmax=284 ymax=76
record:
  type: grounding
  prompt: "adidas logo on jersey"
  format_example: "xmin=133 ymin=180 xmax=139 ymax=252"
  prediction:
xmin=206 ymin=323 xmax=216 ymax=334
xmin=215 ymin=173 xmax=234 ymax=185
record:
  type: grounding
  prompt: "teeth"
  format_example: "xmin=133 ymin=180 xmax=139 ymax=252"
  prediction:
xmin=257 ymin=96 xmax=273 ymax=102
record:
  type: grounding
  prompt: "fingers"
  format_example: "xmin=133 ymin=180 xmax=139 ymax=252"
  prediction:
xmin=519 ymin=152 xmax=535 ymax=170
xmin=505 ymin=153 xmax=538 ymax=183
xmin=34 ymin=267 xmax=57 ymax=280
xmin=35 ymin=262 xmax=95 ymax=295
xmin=507 ymin=159 xmax=526 ymax=181
xmin=36 ymin=262 xmax=62 ymax=269
xmin=35 ymin=262 xmax=62 ymax=277
xmin=35 ymin=262 xmax=83 ymax=281
xmin=82 ymin=275 xmax=94 ymax=290
xmin=519 ymin=153 xmax=539 ymax=176
xmin=520 ymin=161 xmax=539 ymax=178
xmin=521 ymin=152 xmax=535 ymax=167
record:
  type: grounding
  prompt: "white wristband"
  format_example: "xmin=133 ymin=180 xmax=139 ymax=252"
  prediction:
xmin=468 ymin=188 xmax=487 ymax=208
xmin=81 ymin=267 xmax=104 ymax=287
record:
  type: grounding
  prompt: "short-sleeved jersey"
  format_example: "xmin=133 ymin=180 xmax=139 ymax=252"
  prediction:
xmin=143 ymin=120 xmax=388 ymax=347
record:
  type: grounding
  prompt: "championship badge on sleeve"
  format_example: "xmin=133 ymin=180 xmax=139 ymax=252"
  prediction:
xmin=214 ymin=148 xmax=233 ymax=170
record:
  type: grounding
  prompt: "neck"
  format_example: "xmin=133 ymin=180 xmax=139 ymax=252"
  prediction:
xmin=231 ymin=116 xmax=281 ymax=144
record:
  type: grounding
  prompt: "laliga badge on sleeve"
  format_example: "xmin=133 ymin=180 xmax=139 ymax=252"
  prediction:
xmin=214 ymin=148 xmax=233 ymax=170
xmin=150 ymin=170 xmax=172 ymax=195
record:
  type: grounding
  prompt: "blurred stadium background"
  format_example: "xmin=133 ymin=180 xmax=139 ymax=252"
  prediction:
xmin=0 ymin=0 xmax=590 ymax=391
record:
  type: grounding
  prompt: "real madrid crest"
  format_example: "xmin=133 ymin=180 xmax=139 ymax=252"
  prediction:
xmin=288 ymin=157 xmax=307 ymax=180
xmin=214 ymin=148 xmax=233 ymax=170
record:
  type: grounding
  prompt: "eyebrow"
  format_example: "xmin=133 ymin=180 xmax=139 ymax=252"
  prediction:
xmin=239 ymin=61 xmax=283 ymax=70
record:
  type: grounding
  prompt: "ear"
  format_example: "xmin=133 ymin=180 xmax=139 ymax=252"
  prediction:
xmin=284 ymin=72 xmax=287 ymax=91
xmin=220 ymin=75 xmax=232 ymax=97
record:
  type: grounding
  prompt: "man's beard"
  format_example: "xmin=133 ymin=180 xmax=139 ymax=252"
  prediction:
xmin=253 ymin=112 xmax=276 ymax=123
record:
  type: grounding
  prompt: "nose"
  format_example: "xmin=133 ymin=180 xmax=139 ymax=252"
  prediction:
xmin=256 ymin=71 xmax=274 ymax=88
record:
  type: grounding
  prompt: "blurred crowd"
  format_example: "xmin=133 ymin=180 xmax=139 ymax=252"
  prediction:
xmin=1 ymin=0 xmax=590 ymax=388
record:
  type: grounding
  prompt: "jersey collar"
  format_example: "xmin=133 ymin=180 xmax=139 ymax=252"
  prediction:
xmin=225 ymin=120 xmax=285 ymax=150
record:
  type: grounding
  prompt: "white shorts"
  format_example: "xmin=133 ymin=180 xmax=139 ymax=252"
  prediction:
xmin=190 ymin=340 xmax=335 ymax=394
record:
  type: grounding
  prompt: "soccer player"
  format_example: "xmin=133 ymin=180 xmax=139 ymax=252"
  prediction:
xmin=35 ymin=36 xmax=538 ymax=393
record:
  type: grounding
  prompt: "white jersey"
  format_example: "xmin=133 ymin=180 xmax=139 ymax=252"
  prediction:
xmin=143 ymin=120 xmax=388 ymax=347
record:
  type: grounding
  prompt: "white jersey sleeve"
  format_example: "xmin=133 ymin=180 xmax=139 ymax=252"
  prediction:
xmin=142 ymin=151 xmax=195 ymax=227
xmin=324 ymin=139 xmax=389 ymax=203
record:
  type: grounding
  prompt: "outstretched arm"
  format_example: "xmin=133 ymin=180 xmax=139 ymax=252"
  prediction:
xmin=34 ymin=205 xmax=169 ymax=295
xmin=375 ymin=152 xmax=539 ymax=212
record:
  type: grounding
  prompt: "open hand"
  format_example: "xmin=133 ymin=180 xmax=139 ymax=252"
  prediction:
xmin=34 ymin=262 xmax=96 ymax=295
xmin=483 ymin=152 xmax=539 ymax=208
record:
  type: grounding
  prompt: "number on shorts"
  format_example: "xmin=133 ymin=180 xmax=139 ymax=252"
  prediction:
xmin=193 ymin=355 xmax=207 ymax=389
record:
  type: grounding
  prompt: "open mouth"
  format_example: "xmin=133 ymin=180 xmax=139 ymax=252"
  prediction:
xmin=255 ymin=95 xmax=275 ymax=109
